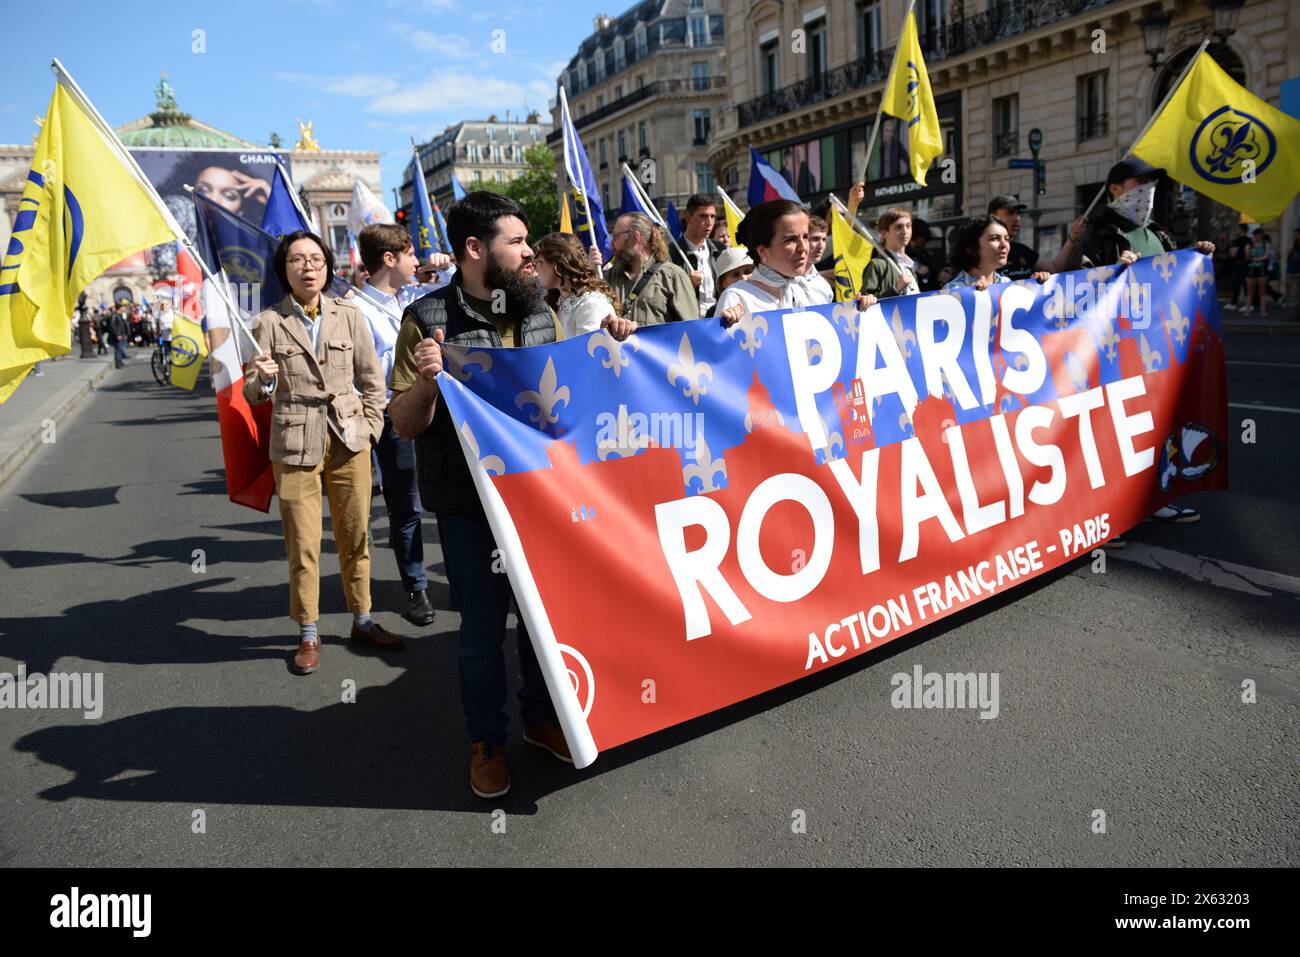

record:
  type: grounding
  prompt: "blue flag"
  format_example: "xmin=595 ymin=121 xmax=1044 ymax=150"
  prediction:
xmin=559 ymin=90 xmax=611 ymax=259
xmin=451 ymin=174 xmax=467 ymax=202
xmin=666 ymin=201 xmax=683 ymax=243
xmin=410 ymin=153 xmax=442 ymax=256
xmin=261 ymin=163 xmax=311 ymax=238
xmin=620 ymin=169 xmax=645 ymax=217
xmin=433 ymin=200 xmax=451 ymax=253
xmin=194 ymin=191 xmax=287 ymax=315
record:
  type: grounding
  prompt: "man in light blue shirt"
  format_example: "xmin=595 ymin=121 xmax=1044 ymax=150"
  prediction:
xmin=352 ymin=224 xmax=454 ymax=627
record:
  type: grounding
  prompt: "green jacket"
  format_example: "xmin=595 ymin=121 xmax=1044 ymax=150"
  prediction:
xmin=860 ymin=251 xmax=906 ymax=300
xmin=606 ymin=259 xmax=701 ymax=325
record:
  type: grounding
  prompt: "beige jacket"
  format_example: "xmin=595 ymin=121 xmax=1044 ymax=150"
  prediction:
xmin=243 ymin=295 xmax=386 ymax=466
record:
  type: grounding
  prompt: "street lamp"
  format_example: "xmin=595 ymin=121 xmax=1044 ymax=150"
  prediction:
xmin=1210 ymin=0 xmax=1246 ymax=44
xmin=1139 ymin=9 xmax=1173 ymax=70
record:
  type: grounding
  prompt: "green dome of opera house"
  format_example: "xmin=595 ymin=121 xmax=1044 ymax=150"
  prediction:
xmin=115 ymin=72 xmax=259 ymax=149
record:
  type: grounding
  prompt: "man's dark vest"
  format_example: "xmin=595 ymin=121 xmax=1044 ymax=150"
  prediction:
xmin=401 ymin=278 xmax=556 ymax=516
xmin=1079 ymin=207 xmax=1176 ymax=267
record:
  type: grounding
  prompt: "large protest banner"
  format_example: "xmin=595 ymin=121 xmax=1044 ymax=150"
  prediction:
xmin=437 ymin=251 xmax=1227 ymax=768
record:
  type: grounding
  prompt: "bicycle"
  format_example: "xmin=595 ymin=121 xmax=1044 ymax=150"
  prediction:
xmin=151 ymin=337 xmax=172 ymax=386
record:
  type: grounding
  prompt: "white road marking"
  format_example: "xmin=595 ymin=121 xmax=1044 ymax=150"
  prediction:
xmin=1110 ymin=542 xmax=1300 ymax=599
xmin=1228 ymin=402 xmax=1300 ymax=415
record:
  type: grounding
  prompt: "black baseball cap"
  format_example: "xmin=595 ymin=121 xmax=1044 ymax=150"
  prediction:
xmin=988 ymin=194 xmax=1027 ymax=213
xmin=1106 ymin=157 xmax=1165 ymax=185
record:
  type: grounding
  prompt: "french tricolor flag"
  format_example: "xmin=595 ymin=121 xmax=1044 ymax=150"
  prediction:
xmin=747 ymin=146 xmax=802 ymax=207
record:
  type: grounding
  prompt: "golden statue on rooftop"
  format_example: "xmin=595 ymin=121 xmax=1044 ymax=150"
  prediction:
xmin=295 ymin=118 xmax=321 ymax=152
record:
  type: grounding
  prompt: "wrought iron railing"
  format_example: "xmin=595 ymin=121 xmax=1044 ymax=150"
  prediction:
xmin=1078 ymin=111 xmax=1108 ymax=141
xmin=994 ymin=129 xmax=1019 ymax=157
xmin=737 ymin=0 xmax=1114 ymax=128
xmin=547 ymin=76 xmax=727 ymax=143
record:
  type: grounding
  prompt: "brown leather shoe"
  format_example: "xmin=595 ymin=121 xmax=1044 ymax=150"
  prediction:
xmin=469 ymin=742 xmax=510 ymax=799
xmin=350 ymin=621 xmax=404 ymax=650
xmin=292 ymin=639 xmax=320 ymax=675
xmin=523 ymin=720 xmax=573 ymax=764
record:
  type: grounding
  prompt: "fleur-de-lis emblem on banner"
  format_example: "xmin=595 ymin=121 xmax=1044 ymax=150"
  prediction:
xmin=515 ymin=356 xmax=570 ymax=427
xmin=683 ymin=431 xmax=726 ymax=492
xmin=587 ymin=328 xmax=640 ymax=377
xmin=1164 ymin=302 xmax=1190 ymax=346
xmin=1098 ymin=318 xmax=1121 ymax=362
xmin=1151 ymin=252 xmax=1177 ymax=282
xmin=1138 ymin=333 xmax=1163 ymax=373
xmin=831 ymin=301 xmax=859 ymax=340
xmin=596 ymin=405 xmax=651 ymax=461
xmin=667 ymin=332 xmax=712 ymax=406
xmin=890 ymin=307 xmax=916 ymax=358
xmin=1065 ymin=352 xmax=1088 ymax=393
xmin=727 ymin=307 xmax=768 ymax=357
xmin=1192 ymin=261 xmax=1214 ymax=298
xmin=443 ymin=345 xmax=493 ymax=383
xmin=460 ymin=422 xmax=505 ymax=476
xmin=1087 ymin=266 xmax=1116 ymax=284
xmin=819 ymin=409 xmax=845 ymax=462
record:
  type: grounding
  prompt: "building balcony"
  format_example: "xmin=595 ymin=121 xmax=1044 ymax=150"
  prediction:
xmin=1078 ymin=112 xmax=1108 ymax=141
xmin=993 ymin=130 xmax=1019 ymax=157
xmin=546 ymin=76 xmax=727 ymax=144
xmin=736 ymin=0 xmax=1114 ymax=130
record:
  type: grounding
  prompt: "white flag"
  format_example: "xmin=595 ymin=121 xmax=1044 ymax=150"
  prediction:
xmin=348 ymin=178 xmax=393 ymax=237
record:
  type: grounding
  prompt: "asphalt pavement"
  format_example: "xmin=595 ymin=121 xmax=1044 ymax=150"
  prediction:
xmin=0 ymin=337 xmax=1295 ymax=867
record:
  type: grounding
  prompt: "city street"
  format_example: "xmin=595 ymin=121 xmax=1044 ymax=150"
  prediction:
xmin=0 ymin=334 xmax=1295 ymax=868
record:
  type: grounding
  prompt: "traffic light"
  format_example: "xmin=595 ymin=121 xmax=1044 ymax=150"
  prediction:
xmin=395 ymin=208 xmax=408 ymax=224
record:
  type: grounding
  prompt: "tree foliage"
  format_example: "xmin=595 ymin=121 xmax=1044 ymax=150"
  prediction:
xmin=474 ymin=144 xmax=559 ymax=239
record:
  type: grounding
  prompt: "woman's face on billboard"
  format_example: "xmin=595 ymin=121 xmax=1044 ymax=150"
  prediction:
xmin=194 ymin=166 xmax=243 ymax=213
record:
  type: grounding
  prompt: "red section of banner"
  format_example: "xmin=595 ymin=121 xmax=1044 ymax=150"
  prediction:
xmin=490 ymin=322 xmax=1226 ymax=754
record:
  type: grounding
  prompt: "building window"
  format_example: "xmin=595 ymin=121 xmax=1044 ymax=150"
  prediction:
xmin=330 ymin=226 xmax=349 ymax=261
xmin=615 ymin=85 xmax=623 ymax=100
xmin=596 ymin=94 xmax=604 ymax=109
xmin=636 ymin=75 xmax=645 ymax=90
xmin=993 ymin=94 xmax=1018 ymax=157
xmin=807 ymin=18 xmax=827 ymax=81
xmin=689 ymin=14 xmax=708 ymax=47
xmin=915 ymin=0 xmax=946 ymax=49
xmin=614 ymin=37 xmax=625 ymax=72
xmin=1077 ymin=70 xmax=1108 ymax=141
xmin=692 ymin=61 xmax=709 ymax=91
xmin=696 ymin=163 xmax=715 ymax=193
xmin=858 ymin=1 xmax=882 ymax=59
xmin=618 ymin=130 xmax=627 ymax=160
xmin=638 ymin=120 xmax=648 ymax=152
xmin=496 ymin=171 xmax=504 ymax=184
xmin=761 ymin=41 xmax=779 ymax=94
xmin=602 ymin=183 xmax=610 ymax=210
xmin=599 ymin=138 xmax=608 ymax=168
xmin=474 ymin=170 xmax=482 ymax=183
xmin=634 ymin=24 xmax=647 ymax=58
xmin=595 ymin=50 xmax=606 ymax=82
xmin=693 ymin=109 xmax=711 ymax=144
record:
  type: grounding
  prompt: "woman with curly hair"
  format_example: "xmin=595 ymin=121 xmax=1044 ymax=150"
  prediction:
xmin=533 ymin=232 xmax=622 ymax=338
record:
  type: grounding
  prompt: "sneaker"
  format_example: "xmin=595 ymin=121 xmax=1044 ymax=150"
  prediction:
xmin=469 ymin=742 xmax=510 ymax=798
xmin=1147 ymin=504 xmax=1200 ymax=523
xmin=523 ymin=720 xmax=573 ymax=764
xmin=1223 ymin=303 xmax=1238 ymax=312
xmin=1104 ymin=535 xmax=1127 ymax=549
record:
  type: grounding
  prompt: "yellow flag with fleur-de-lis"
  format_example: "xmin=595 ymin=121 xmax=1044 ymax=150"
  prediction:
xmin=1133 ymin=51 xmax=1300 ymax=222
xmin=879 ymin=10 xmax=943 ymax=186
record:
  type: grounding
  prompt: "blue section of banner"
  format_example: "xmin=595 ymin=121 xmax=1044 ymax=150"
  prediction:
xmin=439 ymin=251 xmax=1220 ymax=494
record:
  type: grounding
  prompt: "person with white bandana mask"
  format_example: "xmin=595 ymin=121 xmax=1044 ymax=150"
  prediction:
xmin=1064 ymin=158 xmax=1215 ymax=533
xmin=716 ymin=200 xmax=876 ymax=328
xmin=1067 ymin=158 xmax=1215 ymax=271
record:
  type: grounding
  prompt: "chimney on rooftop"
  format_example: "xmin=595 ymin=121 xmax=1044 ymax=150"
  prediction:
xmin=593 ymin=14 xmax=612 ymax=31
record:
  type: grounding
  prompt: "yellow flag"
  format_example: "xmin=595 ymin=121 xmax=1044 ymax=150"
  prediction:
xmin=0 ymin=82 xmax=174 ymax=402
xmin=831 ymin=205 xmax=873 ymax=302
xmin=717 ymin=186 xmax=745 ymax=249
xmin=168 ymin=315 xmax=209 ymax=390
xmin=880 ymin=10 xmax=943 ymax=186
xmin=1133 ymin=51 xmax=1300 ymax=222
xmin=559 ymin=191 xmax=573 ymax=234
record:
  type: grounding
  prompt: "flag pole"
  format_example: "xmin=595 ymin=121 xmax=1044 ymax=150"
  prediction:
xmin=559 ymin=85 xmax=600 ymax=255
xmin=1079 ymin=38 xmax=1211 ymax=221
xmin=859 ymin=0 xmax=917 ymax=186
xmin=621 ymin=162 xmax=689 ymax=262
xmin=50 ymin=58 xmax=264 ymax=358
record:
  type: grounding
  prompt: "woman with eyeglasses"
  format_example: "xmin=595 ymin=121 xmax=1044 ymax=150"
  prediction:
xmin=244 ymin=231 xmax=398 ymax=675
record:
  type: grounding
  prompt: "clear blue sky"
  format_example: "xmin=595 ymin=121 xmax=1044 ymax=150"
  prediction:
xmin=0 ymin=0 xmax=614 ymax=201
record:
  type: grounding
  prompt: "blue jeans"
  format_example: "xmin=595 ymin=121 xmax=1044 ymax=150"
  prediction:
xmin=113 ymin=337 xmax=126 ymax=367
xmin=438 ymin=511 xmax=556 ymax=745
xmin=373 ymin=412 xmax=425 ymax=593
